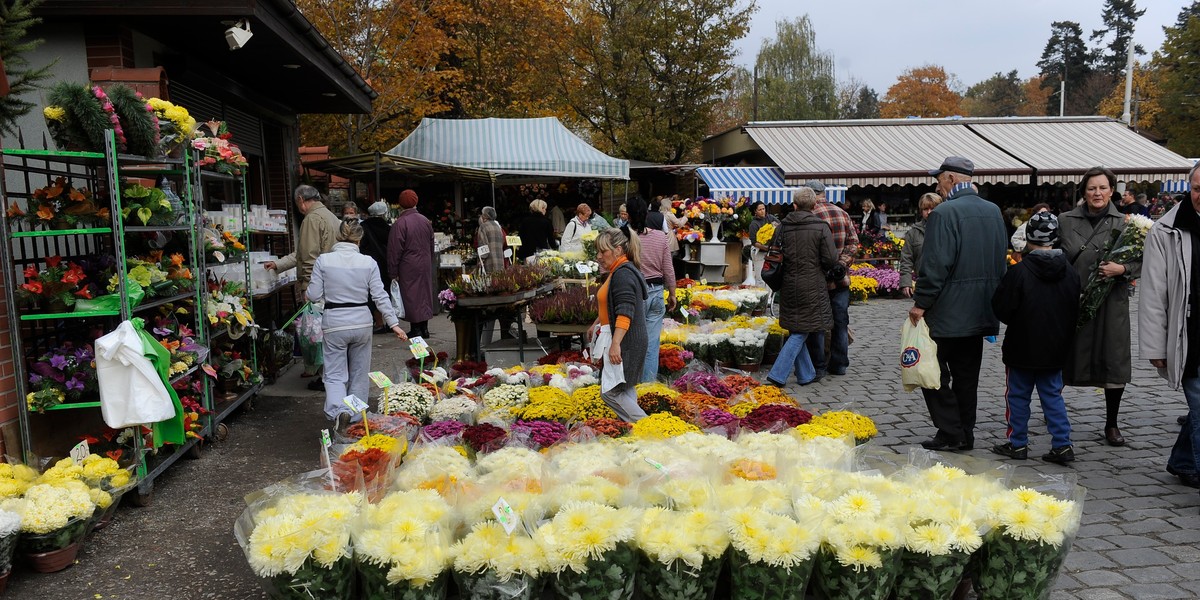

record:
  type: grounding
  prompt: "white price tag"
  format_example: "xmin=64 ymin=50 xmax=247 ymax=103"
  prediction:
xmin=320 ymin=429 xmax=332 ymax=449
xmin=492 ymin=497 xmax=518 ymax=535
xmin=343 ymin=394 xmax=369 ymax=412
xmin=476 ymin=245 xmax=490 ymax=257
xmin=70 ymin=440 xmax=90 ymax=465
xmin=503 ymin=249 xmax=512 ymax=259
xmin=576 ymin=264 xmax=592 ymax=275
xmin=462 ymin=274 xmax=472 ymax=283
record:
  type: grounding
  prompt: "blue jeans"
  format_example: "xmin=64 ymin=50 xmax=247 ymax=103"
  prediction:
xmin=643 ymin=284 xmax=665 ymax=382
xmin=807 ymin=287 xmax=849 ymax=375
xmin=767 ymin=332 xmax=816 ymax=385
xmin=1167 ymin=377 xmax=1200 ymax=476
xmin=1003 ymin=367 xmax=1072 ymax=449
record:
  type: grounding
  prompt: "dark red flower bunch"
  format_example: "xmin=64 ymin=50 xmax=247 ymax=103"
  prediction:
xmin=462 ymin=423 xmax=508 ymax=454
xmin=451 ymin=359 xmax=489 ymax=376
xmin=742 ymin=404 xmax=813 ymax=432
xmin=637 ymin=392 xmax=675 ymax=415
xmin=538 ymin=350 xmax=586 ymax=365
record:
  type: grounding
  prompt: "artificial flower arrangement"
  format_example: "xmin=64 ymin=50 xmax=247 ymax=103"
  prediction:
xmin=210 ymin=350 xmax=261 ymax=393
xmin=192 ymin=120 xmax=249 ymax=176
xmin=533 ymin=250 xmax=600 ymax=280
xmin=203 ymin=227 xmax=248 ymax=263
xmin=42 ymin=82 xmax=136 ymax=153
xmin=105 ymin=85 xmax=161 ymax=158
xmin=151 ymin=316 xmax=207 ymax=378
xmin=206 ymin=279 xmax=257 ymax=339
xmin=528 ymin=285 xmax=598 ymax=325
xmin=146 ymin=97 xmax=196 ymax=158
xmin=14 ymin=255 xmax=90 ymax=312
xmin=25 ymin=341 xmax=97 ymax=412
xmin=121 ymin=182 xmax=178 ymax=226
xmin=117 ymin=251 xmax=194 ymax=298
xmin=174 ymin=376 xmax=210 ymax=440
xmin=6 ymin=176 xmax=108 ymax=231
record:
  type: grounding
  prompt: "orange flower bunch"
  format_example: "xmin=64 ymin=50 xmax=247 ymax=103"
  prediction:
xmin=721 ymin=374 xmax=761 ymax=396
xmin=17 ymin=176 xmax=107 ymax=228
xmin=673 ymin=392 xmax=727 ymax=416
xmin=729 ymin=458 xmax=777 ymax=481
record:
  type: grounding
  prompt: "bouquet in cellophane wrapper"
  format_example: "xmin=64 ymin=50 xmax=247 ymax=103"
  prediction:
xmin=1077 ymin=214 xmax=1152 ymax=328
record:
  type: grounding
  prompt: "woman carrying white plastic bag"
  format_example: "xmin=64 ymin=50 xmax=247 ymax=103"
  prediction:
xmin=900 ymin=318 xmax=941 ymax=392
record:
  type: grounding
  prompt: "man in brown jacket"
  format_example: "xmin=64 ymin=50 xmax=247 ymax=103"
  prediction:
xmin=264 ymin=185 xmax=342 ymax=387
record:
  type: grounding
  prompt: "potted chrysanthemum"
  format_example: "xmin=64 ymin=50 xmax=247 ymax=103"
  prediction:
xmin=15 ymin=482 xmax=95 ymax=572
xmin=0 ymin=508 xmax=20 ymax=591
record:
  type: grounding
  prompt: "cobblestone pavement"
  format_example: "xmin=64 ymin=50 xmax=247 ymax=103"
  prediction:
xmin=8 ymin=297 xmax=1199 ymax=599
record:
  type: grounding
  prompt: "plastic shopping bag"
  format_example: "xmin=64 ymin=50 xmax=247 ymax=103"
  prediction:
xmin=390 ymin=280 xmax=407 ymax=321
xmin=900 ymin=318 xmax=941 ymax=392
xmin=295 ymin=303 xmax=324 ymax=369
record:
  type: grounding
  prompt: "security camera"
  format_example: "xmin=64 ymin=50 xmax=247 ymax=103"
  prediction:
xmin=225 ymin=20 xmax=253 ymax=51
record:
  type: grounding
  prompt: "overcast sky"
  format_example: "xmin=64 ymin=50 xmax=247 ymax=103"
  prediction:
xmin=735 ymin=0 xmax=1184 ymax=93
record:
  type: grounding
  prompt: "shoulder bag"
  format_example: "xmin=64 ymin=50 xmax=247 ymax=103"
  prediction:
xmin=760 ymin=227 xmax=786 ymax=291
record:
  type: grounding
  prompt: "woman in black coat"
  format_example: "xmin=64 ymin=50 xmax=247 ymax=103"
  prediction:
xmin=517 ymin=199 xmax=556 ymax=260
xmin=360 ymin=201 xmax=393 ymax=332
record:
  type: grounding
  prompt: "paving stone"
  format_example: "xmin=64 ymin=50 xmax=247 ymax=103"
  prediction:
xmin=1105 ymin=547 xmax=1174 ymax=567
xmin=1159 ymin=528 xmax=1200 ymax=544
xmin=1103 ymin=534 xmax=1162 ymax=549
xmin=1063 ymin=550 xmax=1118 ymax=570
xmin=1120 ymin=565 xmax=1184 ymax=583
xmin=1113 ymin=584 xmax=1191 ymax=599
xmin=1072 ymin=569 xmax=1133 ymax=587
xmin=1072 ymin=588 xmax=1132 ymax=600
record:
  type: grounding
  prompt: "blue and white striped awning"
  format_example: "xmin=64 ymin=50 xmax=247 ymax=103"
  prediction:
xmin=1162 ymin=180 xmax=1191 ymax=193
xmin=825 ymin=185 xmax=847 ymax=205
xmin=696 ymin=167 xmax=798 ymax=205
xmin=386 ymin=117 xmax=629 ymax=179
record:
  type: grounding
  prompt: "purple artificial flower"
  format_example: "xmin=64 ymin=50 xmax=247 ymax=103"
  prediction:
xmin=64 ymin=377 xmax=84 ymax=392
xmin=153 ymin=327 xmax=173 ymax=337
xmin=28 ymin=374 xmax=43 ymax=386
xmin=49 ymin=354 xmax=68 ymax=370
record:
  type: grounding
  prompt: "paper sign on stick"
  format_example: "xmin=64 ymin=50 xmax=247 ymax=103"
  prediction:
xmin=70 ymin=441 xmax=90 ymax=464
xmin=368 ymin=371 xmax=393 ymax=389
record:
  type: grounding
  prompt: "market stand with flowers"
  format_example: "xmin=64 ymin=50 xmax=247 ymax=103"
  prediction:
xmin=0 ymin=82 xmax=265 ymax=529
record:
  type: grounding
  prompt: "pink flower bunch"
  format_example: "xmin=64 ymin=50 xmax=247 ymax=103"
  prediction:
xmin=422 ymin=419 xmax=467 ymax=441
xmin=698 ymin=408 xmax=739 ymax=438
xmin=742 ymin=404 xmax=813 ymax=432
xmin=671 ymin=372 xmax=735 ymax=399
xmin=93 ymin=86 xmax=126 ymax=147
xmin=512 ymin=419 xmax=568 ymax=449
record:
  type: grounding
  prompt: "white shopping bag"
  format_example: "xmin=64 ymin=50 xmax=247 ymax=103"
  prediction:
xmin=593 ymin=325 xmax=626 ymax=393
xmin=900 ymin=318 xmax=941 ymax=392
xmin=390 ymin=280 xmax=407 ymax=320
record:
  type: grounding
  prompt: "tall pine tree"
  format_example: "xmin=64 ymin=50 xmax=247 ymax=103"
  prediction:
xmin=1157 ymin=4 xmax=1200 ymax=155
xmin=1037 ymin=21 xmax=1095 ymax=115
xmin=1090 ymin=0 xmax=1145 ymax=77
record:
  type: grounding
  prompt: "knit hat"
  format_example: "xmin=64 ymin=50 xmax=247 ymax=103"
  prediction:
xmin=1025 ymin=212 xmax=1059 ymax=247
xmin=398 ymin=189 xmax=418 ymax=209
xmin=368 ymin=201 xmax=387 ymax=216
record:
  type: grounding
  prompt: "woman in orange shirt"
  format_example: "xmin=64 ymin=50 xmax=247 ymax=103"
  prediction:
xmin=592 ymin=228 xmax=650 ymax=422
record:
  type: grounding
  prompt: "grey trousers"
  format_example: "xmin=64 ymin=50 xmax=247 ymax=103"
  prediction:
xmin=322 ymin=327 xmax=373 ymax=421
xmin=601 ymin=382 xmax=648 ymax=423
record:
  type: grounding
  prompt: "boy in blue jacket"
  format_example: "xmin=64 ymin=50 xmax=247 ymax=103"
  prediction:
xmin=990 ymin=212 xmax=1082 ymax=463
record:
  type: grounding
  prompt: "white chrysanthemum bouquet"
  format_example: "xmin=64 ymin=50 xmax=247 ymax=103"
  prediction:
xmin=241 ymin=492 xmax=362 ymax=600
xmin=354 ymin=490 xmax=454 ymax=598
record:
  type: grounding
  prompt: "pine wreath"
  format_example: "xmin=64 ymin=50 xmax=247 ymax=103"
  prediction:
xmin=46 ymin=81 xmax=112 ymax=152
xmin=106 ymin=84 xmax=159 ymax=157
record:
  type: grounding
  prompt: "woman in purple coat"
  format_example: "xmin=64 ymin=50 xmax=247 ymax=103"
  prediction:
xmin=387 ymin=189 xmax=434 ymax=338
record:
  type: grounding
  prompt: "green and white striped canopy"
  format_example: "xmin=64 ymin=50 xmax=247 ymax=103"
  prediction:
xmin=386 ymin=117 xmax=629 ymax=180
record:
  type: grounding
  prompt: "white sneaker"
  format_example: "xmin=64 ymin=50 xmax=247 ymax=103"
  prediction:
xmin=334 ymin=413 xmax=351 ymax=435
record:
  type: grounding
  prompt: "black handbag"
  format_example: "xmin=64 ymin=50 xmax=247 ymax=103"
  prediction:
xmin=761 ymin=243 xmax=785 ymax=291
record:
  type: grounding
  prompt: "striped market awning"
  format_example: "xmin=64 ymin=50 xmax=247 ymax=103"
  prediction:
xmin=696 ymin=166 xmax=797 ymax=205
xmin=1162 ymin=180 xmax=1191 ymax=193
xmin=387 ymin=117 xmax=629 ymax=180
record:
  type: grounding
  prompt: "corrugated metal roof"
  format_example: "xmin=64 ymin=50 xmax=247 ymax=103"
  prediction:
xmin=966 ymin=120 xmax=1195 ymax=184
xmin=303 ymin=152 xmax=496 ymax=182
xmin=745 ymin=122 xmax=1032 ymax=186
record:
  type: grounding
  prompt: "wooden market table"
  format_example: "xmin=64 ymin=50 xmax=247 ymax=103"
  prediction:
xmin=450 ymin=283 xmax=555 ymax=362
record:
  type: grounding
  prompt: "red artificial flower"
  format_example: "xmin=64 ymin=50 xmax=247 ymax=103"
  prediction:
xmin=74 ymin=287 xmax=94 ymax=299
xmin=105 ymin=450 xmax=123 ymax=461
xmin=45 ymin=256 xmax=62 ymax=268
xmin=78 ymin=435 xmax=101 ymax=445
xmin=21 ymin=281 xmax=43 ymax=295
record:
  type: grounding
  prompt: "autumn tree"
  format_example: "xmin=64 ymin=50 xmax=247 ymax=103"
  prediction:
xmin=1170 ymin=0 xmax=1200 ymax=28
xmin=1037 ymin=21 xmax=1097 ymax=115
xmin=449 ymin=0 xmax=576 ymax=119
xmin=1097 ymin=61 xmax=1161 ymax=133
xmin=836 ymin=78 xmax=880 ymax=119
xmin=1090 ymin=0 xmax=1145 ymax=77
xmin=753 ymin=16 xmax=837 ymax=121
xmin=962 ymin=70 xmax=1023 ymax=117
xmin=557 ymin=0 xmax=755 ymax=163
xmin=708 ymin=65 xmax=753 ymax=135
xmin=1157 ymin=8 xmax=1200 ymax=155
xmin=1017 ymin=76 xmax=1051 ymax=116
xmin=879 ymin=65 xmax=962 ymax=118
xmin=295 ymin=0 xmax=466 ymax=154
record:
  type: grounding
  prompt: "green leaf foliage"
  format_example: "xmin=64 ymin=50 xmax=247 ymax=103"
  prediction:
xmin=0 ymin=0 xmax=56 ymax=137
xmin=105 ymin=84 xmax=160 ymax=157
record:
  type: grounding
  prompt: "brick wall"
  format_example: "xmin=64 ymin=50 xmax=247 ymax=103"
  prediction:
xmin=0 ymin=275 xmax=16 ymax=457
xmin=84 ymin=28 xmax=135 ymax=70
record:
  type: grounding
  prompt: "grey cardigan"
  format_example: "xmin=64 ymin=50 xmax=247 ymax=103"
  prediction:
xmin=307 ymin=242 xmax=400 ymax=334
xmin=605 ymin=261 xmax=649 ymax=384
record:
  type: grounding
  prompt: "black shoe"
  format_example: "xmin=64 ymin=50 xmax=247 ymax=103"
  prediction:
xmin=813 ymin=370 xmax=828 ymax=380
xmin=990 ymin=442 xmax=1028 ymax=460
xmin=1042 ymin=445 xmax=1076 ymax=464
xmin=765 ymin=378 xmax=786 ymax=388
xmin=921 ymin=437 xmax=968 ymax=451
xmin=307 ymin=379 xmax=325 ymax=391
xmin=1166 ymin=465 xmax=1200 ymax=488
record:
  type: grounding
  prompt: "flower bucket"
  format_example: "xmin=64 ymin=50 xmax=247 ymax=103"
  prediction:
xmin=729 ymin=548 xmax=813 ymax=600
xmin=453 ymin=570 xmax=540 ymax=600
xmin=18 ymin=516 xmax=89 ymax=557
xmin=552 ymin=544 xmax=639 ymax=600
xmin=44 ymin=298 xmax=71 ymax=314
xmin=639 ymin=555 xmax=723 ymax=600
xmin=24 ymin=541 xmax=81 ymax=573
xmin=359 ymin=561 xmax=448 ymax=600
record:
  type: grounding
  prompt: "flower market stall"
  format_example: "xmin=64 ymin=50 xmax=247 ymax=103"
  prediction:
xmin=439 ymin=263 xmax=557 ymax=362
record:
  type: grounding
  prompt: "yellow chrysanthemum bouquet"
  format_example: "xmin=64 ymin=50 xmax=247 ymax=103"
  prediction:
xmin=537 ymin=501 xmax=641 ymax=599
xmin=452 ymin=519 xmax=546 ymax=600
xmin=238 ymin=491 xmax=363 ymax=600
xmin=12 ymin=481 xmax=95 ymax=555
xmin=637 ymin=506 xmax=730 ymax=599
xmin=353 ymin=490 xmax=454 ymax=597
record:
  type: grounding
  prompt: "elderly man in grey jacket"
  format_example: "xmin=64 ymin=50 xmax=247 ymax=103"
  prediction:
xmin=908 ymin=156 xmax=1007 ymax=452
xmin=1140 ymin=162 xmax=1200 ymax=493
